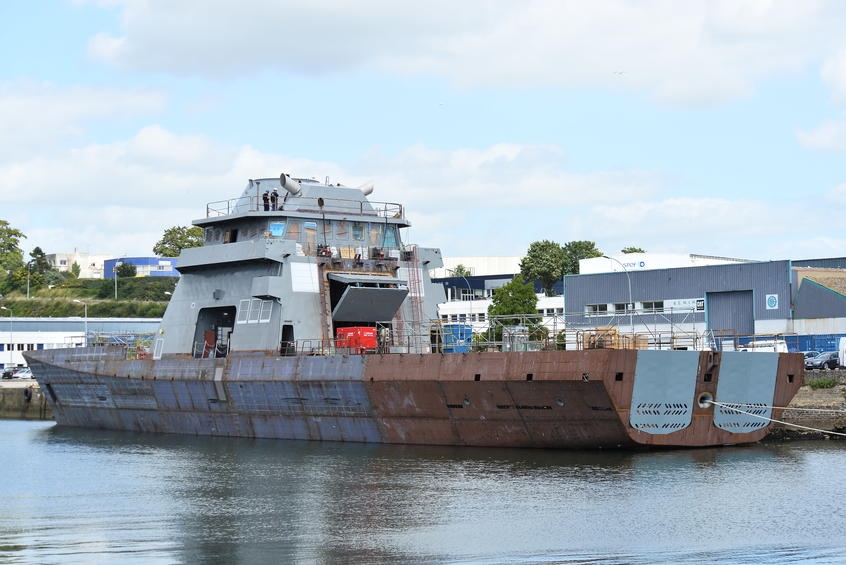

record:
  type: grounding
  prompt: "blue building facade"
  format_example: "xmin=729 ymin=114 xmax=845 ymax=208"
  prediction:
xmin=104 ymin=257 xmax=178 ymax=279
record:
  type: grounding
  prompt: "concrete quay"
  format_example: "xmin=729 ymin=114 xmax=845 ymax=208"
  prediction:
xmin=768 ymin=370 xmax=846 ymax=440
xmin=0 ymin=379 xmax=52 ymax=421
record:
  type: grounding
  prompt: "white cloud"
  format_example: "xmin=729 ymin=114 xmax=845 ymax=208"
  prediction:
xmin=0 ymin=80 xmax=166 ymax=158
xmin=85 ymin=0 xmax=846 ymax=105
xmin=0 ymin=125 xmax=835 ymax=261
xmin=828 ymin=182 xmax=846 ymax=204
xmin=822 ymin=47 xmax=846 ymax=103
xmin=797 ymin=117 xmax=846 ymax=150
xmin=0 ymin=127 xmax=296 ymax=257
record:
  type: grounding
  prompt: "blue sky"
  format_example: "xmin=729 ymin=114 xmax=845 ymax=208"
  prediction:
xmin=2 ymin=1 xmax=846 ymax=262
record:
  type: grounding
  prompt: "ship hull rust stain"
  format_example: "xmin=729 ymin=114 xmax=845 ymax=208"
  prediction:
xmin=25 ymin=347 xmax=804 ymax=449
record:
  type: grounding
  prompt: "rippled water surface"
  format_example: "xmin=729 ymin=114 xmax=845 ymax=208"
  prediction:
xmin=2 ymin=420 xmax=845 ymax=564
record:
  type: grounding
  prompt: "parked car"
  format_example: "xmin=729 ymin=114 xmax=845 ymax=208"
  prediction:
xmin=801 ymin=350 xmax=820 ymax=360
xmin=805 ymin=351 xmax=840 ymax=370
xmin=13 ymin=367 xmax=33 ymax=379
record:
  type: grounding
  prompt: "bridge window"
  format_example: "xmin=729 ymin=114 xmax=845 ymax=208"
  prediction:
xmin=384 ymin=225 xmax=398 ymax=247
xmin=334 ymin=220 xmax=349 ymax=241
xmin=269 ymin=222 xmax=286 ymax=237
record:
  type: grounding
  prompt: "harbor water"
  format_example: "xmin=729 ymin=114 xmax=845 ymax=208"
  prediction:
xmin=2 ymin=420 xmax=845 ymax=564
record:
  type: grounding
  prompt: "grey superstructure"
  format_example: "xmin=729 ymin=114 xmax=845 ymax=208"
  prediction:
xmin=154 ymin=174 xmax=444 ymax=359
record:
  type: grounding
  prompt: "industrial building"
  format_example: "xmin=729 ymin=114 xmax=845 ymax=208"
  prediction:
xmin=435 ymin=254 xmax=846 ymax=352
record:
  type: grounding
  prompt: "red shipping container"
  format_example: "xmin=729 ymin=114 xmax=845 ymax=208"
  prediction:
xmin=336 ymin=327 xmax=377 ymax=350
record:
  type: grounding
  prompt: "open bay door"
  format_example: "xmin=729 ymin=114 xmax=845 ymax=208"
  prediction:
xmin=328 ymin=273 xmax=409 ymax=322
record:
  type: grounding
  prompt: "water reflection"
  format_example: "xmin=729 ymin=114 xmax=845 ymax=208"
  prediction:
xmin=1 ymin=421 xmax=845 ymax=564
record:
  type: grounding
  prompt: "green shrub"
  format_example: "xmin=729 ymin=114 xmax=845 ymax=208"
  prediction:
xmin=808 ymin=377 xmax=838 ymax=389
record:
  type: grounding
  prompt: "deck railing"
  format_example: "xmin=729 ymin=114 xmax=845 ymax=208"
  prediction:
xmin=206 ymin=194 xmax=404 ymax=220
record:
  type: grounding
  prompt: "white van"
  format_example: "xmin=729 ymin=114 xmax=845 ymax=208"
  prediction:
xmin=739 ymin=339 xmax=789 ymax=353
xmin=839 ymin=337 xmax=846 ymax=368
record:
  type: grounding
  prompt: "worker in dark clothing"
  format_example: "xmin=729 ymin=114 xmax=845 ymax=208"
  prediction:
xmin=270 ymin=188 xmax=279 ymax=211
xmin=262 ymin=191 xmax=270 ymax=211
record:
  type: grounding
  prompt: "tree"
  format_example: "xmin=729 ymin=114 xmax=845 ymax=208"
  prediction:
xmin=477 ymin=275 xmax=543 ymax=349
xmin=70 ymin=262 xmax=81 ymax=278
xmin=116 ymin=262 xmax=137 ymax=278
xmin=562 ymin=240 xmax=603 ymax=275
xmin=450 ymin=264 xmax=471 ymax=277
xmin=24 ymin=247 xmax=53 ymax=292
xmin=520 ymin=240 xmax=566 ymax=296
xmin=621 ymin=247 xmax=645 ymax=254
xmin=0 ymin=220 xmax=26 ymax=294
xmin=488 ymin=275 xmax=538 ymax=323
xmin=153 ymin=226 xmax=205 ymax=257
xmin=29 ymin=246 xmax=51 ymax=274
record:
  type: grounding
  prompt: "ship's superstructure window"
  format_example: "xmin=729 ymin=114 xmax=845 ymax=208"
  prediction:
xmin=236 ymin=299 xmax=273 ymax=324
xmin=368 ymin=224 xmax=383 ymax=246
xmin=335 ymin=220 xmax=349 ymax=240
xmin=286 ymin=221 xmax=301 ymax=241
xmin=269 ymin=222 xmax=286 ymax=237
xmin=384 ymin=225 xmax=399 ymax=247
xmin=303 ymin=221 xmax=318 ymax=251
xmin=352 ymin=222 xmax=365 ymax=241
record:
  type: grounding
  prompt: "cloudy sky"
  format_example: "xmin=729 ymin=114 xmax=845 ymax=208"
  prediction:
xmin=3 ymin=1 xmax=846 ymax=263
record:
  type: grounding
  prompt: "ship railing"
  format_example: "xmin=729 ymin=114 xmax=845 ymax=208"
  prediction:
xmin=206 ymin=195 xmax=404 ymax=220
xmin=275 ymin=319 xmax=798 ymax=356
xmin=66 ymin=344 xmax=127 ymax=361
xmin=192 ymin=339 xmax=220 ymax=359
xmin=61 ymin=333 xmax=157 ymax=360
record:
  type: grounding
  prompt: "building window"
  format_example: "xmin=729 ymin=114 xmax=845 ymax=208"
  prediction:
xmin=642 ymin=301 xmax=663 ymax=313
xmin=586 ymin=304 xmax=608 ymax=316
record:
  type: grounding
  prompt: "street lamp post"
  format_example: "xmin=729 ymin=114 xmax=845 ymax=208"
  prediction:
xmin=603 ymin=255 xmax=633 ymax=332
xmin=448 ymin=269 xmax=473 ymax=324
xmin=73 ymin=299 xmax=88 ymax=344
xmin=0 ymin=306 xmax=12 ymax=366
xmin=113 ymin=262 xmax=122 ymax=300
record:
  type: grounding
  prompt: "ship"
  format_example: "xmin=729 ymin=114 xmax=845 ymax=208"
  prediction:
xmin=24 ymin=173 xmax=804 ymax=449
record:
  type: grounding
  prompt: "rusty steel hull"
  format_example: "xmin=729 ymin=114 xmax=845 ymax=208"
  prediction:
xmin=24 ymin=346 xmax=805 ymax=449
